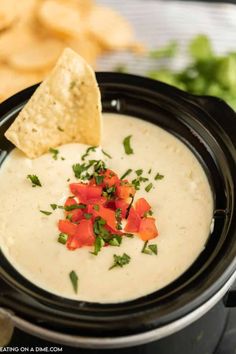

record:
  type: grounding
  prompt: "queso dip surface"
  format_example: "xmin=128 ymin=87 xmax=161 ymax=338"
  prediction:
xmin=0 ymin=113 xmax=213 ymax=303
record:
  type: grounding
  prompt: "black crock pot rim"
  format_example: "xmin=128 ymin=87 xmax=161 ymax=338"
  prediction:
xmin=0 ymin=72 xmax=235 ymax=337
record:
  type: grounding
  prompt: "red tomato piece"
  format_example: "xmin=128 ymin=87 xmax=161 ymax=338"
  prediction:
xmin=102 ymin=169 xmax=119 ymax=187
xmin=138 ymin=217 xmax=158 ymax=240
xmin=105 ymin=200 xmax=116 ymax=210
xmin=70 ymin=209 xmax=84 ymax=222
xmin=116 ymin=184 xmax=136 ymax=199
xmin=115 ymin=199 xmax=129 ymax=218
xmin=94 ymin=205 xmax=117 ymax=231
xmin=64 ymin=197 xmax=77 ymax=207
xmin=58 ymin=220 xmax=78 ymax=237
xmin=69 ymin=183 xmax=87 ymax=203
xmin=124 ymin=207 xmax=141 ymax=233
xmin=66 ymin=219 xmax=95 ymax=250
xmin=66 ymin=235 xmax=81 ymax=250
xmin=135 ymin=198 xmax=151 ymax=218
xmin=87 ymin=185 xmax=103 ymax=201
xmin=75 ymin=219 xmax=95 ymax=246
xmin=69 ymin=183 xmax=102 ymax=203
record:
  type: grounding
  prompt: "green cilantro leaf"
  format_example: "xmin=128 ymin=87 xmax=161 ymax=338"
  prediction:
xmin=27 ymin=174 xmax=42 ymax=187
xmin=109 ymin=253 xmax=131 ymax=270
xmin=69 ymin=270 xmax=78 ymax=293
xmin=123 ymin=135 xmax=134 ymax=155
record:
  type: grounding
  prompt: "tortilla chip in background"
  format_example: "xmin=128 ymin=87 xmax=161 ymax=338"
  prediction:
xmin=0 ymin=65 xmax=44 ymax=102
xmin=37 ymin=0 xmax=86 ymax=39
xmin=5 ymin=48 xmax=102 ymax=159
xmin=87 ymin=5 xmax=135 ymax=50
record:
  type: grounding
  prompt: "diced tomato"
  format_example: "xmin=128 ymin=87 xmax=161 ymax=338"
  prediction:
xmin=70 ymin=209 xmax=84 ymax=222
xmin=116 ymin=183 xmax=136 ymax=199
xmin=70 ymin=183 xmax=87 ymax=203
xmin=87 ymin=185 xmax=103 ymax=201
xmin=75 ymin=219 xmax=95 ymax=245
xmin=102 ymin=169 xmax=119 ymax=187
xmin=64 ymin=197 xmax=77 ymax=207
xmin=115 ymin=199 xmax=129 ymax=218
xmin=138 ymin=217 xmax=158 ymax=240
xmin=135 ymin=198 xmax=151 ymax=218
xmin=58 ymin=219 xmax=78 ymax=237
xmin=69 ymin=183 xmax=102 ymax=203
xmin=105 ymin=225 xmax=123 ymax=235
xmin=105 ymin=200 xmax=116 ymax=210
xmin=124 ymin=207 xmax=141 ymax=233
xmin=66 ymin=219 xmax=95 ymax=250
xmin=66 ymin=235 xmax=81 ymax=250
xmin=94 ymin=205 xmax=117 ymax=230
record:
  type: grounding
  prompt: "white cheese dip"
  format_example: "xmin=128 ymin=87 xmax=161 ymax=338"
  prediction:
xmin=0 ymin=114 xmax=213 ymax=303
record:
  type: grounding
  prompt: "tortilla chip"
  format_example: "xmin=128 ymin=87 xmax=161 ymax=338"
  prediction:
xmin=0 ymin=65 xmax=43 ymax=102
xmin=0 ymin=0 xmax=18 ymax=31
xmin=8 ymin=39 xmax=64 ymax=72
xmin=37 ymin=0 xmax=86 ymax=39
xmin=5 ymin=48 xmax=102 ymax=159
xmin=87 ymin=5 xmax=135 ymax=50
xmin=64 ymin=35 xmax=102 ymax=67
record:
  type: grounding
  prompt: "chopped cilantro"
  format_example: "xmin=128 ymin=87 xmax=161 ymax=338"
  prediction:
xmin=155 ymin=173 xmax=164 ymax=180
xmin=93 ymin=204 xmax=100 ymax=211
xmin=115 ymin=208 xmax=122 ymax=230
xmin=109 ymin=253 xmax=131 ymax=270
xmin=49 ymin=147 xmax=59 ymax=160
xmin=69 ymin=270 xmax=78 ymax=293
xmin=123 ymin=135 xmax=134 ymax=155
xmin=145 ymin=183 xmax=153 ymax=192
xmin=102 ymin=185 xmax=116 ymax=199
xmin=72 ymin=160 xmax=106 ymax=181
xmin=102 ymin=149 xmax=112 ymax=159
xmin=148 ymin=168 xmax=152 ymax=174
xmin=58 ymin=233 xmax=68 ymax=244
xmin=50 ymin=204 xmax=57 ymax=210
xmin=121 ymin=169 xmax=132 ymax=180
xmin=66 ymin=214 xmax=72 ymax=221
xmin=64 ymin=204 xmax=86 ymax=211
xmin=94 ymin=160 xmax=106 ymax=173
xmin=132 ymin=176 xmax=149 ymax=190
xmin=135 ymin=169 xmax=143 ymax=176
xmin=109 ymin=235 xmax=122 ymax=246
xmin=27 ymin=174 xmax=42 ymax=187
xmin=84 ymin=213 xmax=92 ymax=220
xmin=40 ymin=210 xmax=52 ymax=216
xmin=95 ymin=175 xmax=104 ymax=185
xmin=81 ymin=146 xmax=97 ymax=161
xmin=142 ymin=241 xmax=158 ymax=255
xmin=144 ymin=210 xmax=153 ymax=217
xmin=123 ymin=233 xmax=134 ymax=238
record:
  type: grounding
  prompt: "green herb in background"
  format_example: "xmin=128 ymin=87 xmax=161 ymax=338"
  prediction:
xmin=149 ymin=40 xmax=178 ymax=59
xmin=115 ymin=34 xmax=236 ymax=110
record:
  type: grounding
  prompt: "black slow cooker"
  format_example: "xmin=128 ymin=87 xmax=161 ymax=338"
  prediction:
xmin=0 ymin=73 xmax=236 ymax=353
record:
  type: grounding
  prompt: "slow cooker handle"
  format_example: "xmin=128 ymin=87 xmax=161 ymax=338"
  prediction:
xmin=189 ymin=95 xmax=236 ymax=143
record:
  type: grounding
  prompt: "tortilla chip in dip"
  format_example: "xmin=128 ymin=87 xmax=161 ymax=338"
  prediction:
xmin=5 ymin=47 xmax=102 ymax=159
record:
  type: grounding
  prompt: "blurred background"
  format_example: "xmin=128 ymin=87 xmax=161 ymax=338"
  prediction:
xmin=1 ymin=0 xmax=236 ymax=109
